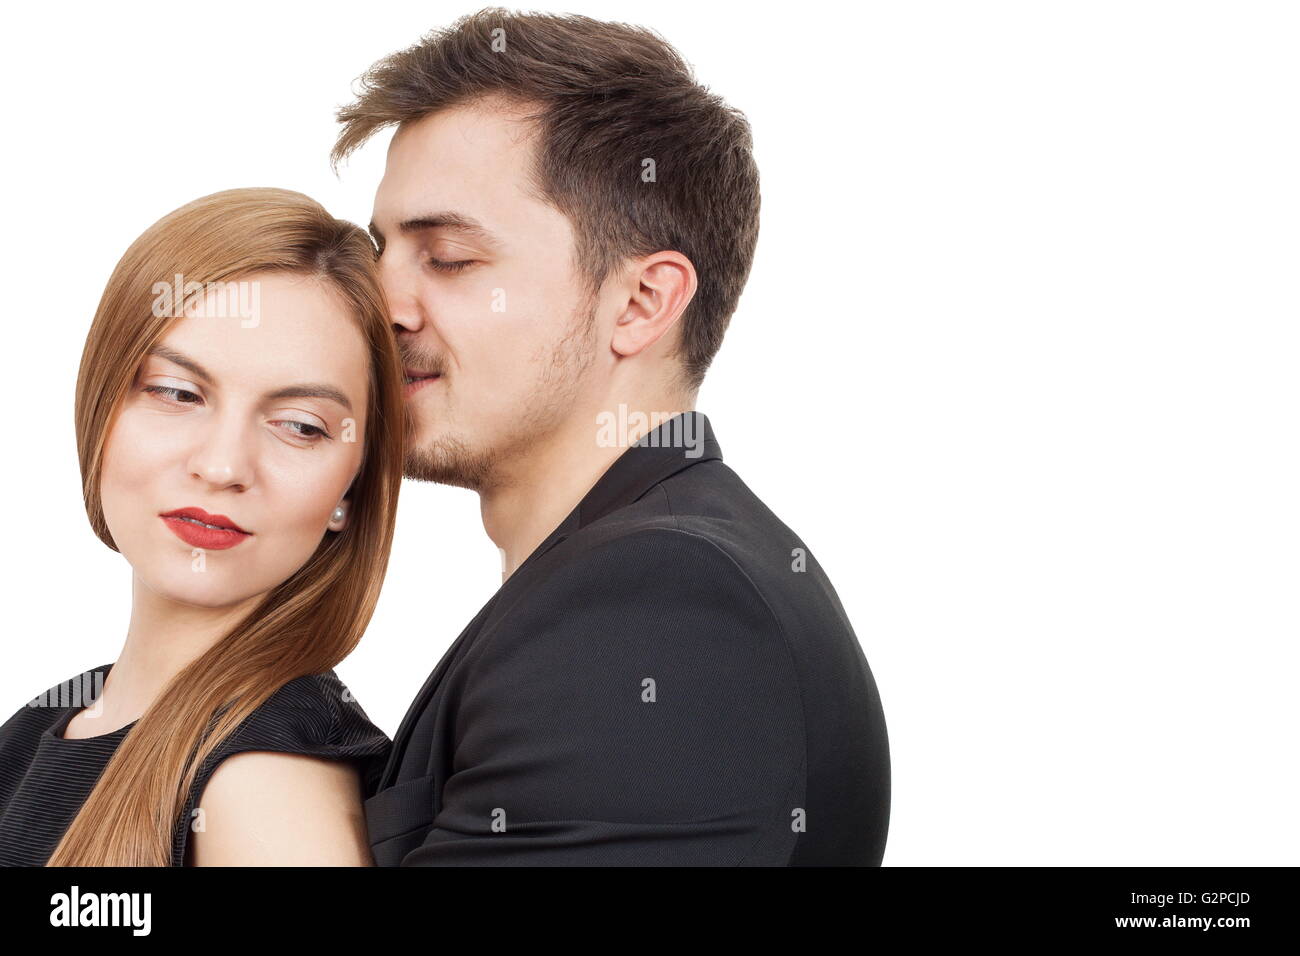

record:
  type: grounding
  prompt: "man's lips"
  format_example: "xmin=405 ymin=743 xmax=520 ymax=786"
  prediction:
xmin=403 ymin=368 xmax=443 ymax=396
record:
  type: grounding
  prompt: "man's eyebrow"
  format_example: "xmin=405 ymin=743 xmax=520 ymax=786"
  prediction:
xmin=145 ymin=345 xmax=353 ymax=413
xmin=368 ymin=212 xmax=499 ymax=248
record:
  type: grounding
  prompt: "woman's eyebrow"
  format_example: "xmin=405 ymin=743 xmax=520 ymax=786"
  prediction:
xmin=145 ymin=345 xmax=353 ymax=412
xmin=148 ymin=344 xmax=212 ymax=382
xmin=263 ymin=384 xmax=353 ymax=413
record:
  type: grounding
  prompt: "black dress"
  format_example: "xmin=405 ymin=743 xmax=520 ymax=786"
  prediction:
xmin=0 ymin=662 xmax=392 ymax=866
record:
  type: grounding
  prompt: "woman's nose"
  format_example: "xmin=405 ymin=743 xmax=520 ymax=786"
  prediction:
xmin=186 ymin=418 xmax=256 ymax=492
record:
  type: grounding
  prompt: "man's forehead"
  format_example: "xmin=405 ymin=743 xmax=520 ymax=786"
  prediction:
xmin=387 ymin=102 xmax=537 ymax=174
xmin=372 ymin=117 xmax=555 ymax=243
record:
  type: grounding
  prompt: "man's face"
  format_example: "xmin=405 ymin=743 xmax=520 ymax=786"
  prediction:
xmin=371 ymin=100 xmax=600 ymax=490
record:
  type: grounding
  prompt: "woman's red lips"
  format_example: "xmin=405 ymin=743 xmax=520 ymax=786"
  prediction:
xmin=160 ymin=507 xmax=252 ymax=550
xmin=161 ymin=507 xmax=248 ymax=532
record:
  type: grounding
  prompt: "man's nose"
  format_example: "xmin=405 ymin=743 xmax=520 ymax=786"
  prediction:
xmin=379 ymin=251 xmax=425 ymax=334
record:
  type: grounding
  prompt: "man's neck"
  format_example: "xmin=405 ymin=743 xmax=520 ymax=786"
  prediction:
xmin=482 ymin=398 xmax=693 ymax=579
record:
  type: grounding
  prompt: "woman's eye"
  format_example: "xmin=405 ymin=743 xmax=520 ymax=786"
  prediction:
xmin=142 ymin=385 xmax=201 ymax=404
xmin=277 ymin=421 xmax=330 ymax=441
xmin=427 ymin=257 xmax=474 ymax=274
xmin=141 ymin=385 xmax=328 ymax=442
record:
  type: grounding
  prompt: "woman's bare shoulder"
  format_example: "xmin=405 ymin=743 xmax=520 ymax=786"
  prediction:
xmin=188 ymin=751 xmax=374 ymax=866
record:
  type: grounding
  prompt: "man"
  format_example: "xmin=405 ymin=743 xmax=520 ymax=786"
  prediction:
xmin=334 ymin=7 xmax=889 ymax=865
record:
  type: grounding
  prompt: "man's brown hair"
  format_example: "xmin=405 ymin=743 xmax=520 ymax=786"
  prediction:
xmin=331 ymin=6 xmax=761 ymax=390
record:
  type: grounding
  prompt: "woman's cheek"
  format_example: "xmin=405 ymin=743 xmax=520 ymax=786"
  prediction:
xmin=100 ymin=418 xmax=164 ymax=537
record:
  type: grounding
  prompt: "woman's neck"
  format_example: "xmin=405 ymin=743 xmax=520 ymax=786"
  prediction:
xmin=74 ymin=574 xmax=260 ymax=736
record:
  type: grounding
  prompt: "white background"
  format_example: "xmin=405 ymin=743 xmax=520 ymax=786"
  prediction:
xmin=0 ymin=1 xmax=1295 ymax=865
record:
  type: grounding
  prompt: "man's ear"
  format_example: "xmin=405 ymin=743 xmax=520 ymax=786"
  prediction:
xmin=610 ymin=251 xmax=697 ymax=358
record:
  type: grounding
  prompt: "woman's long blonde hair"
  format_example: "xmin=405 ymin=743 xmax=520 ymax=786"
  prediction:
xmin=48 ymin=187 xmax=404 ymax=866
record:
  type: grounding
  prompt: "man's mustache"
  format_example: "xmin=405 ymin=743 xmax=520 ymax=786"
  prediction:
xmin=399 ymin=352 xmax=447 ymax=377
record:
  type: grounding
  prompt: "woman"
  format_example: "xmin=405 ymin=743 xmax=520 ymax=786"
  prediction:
xmin=0 ymin=188 xmax=404 ymax=865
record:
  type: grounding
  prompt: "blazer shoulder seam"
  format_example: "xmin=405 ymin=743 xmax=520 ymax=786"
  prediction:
xmin=494 ymin=523 xmax=811 ymax=866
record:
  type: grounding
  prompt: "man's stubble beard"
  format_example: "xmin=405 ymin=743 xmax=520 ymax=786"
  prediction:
xmin=402 ymin=296 xmax=598 ymax=491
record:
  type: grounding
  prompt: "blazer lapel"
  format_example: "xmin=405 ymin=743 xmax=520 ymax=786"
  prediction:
xmin=374 ymin=591 xmax=501 ymax=791
xmin=374 ymin=411 xmax=722 ymax=792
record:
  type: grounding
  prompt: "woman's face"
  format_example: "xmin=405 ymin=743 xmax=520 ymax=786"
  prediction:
xmin=99 ymin=271 xmax=370 ymax=609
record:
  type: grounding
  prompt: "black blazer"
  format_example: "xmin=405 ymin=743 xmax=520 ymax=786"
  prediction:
xmin=364 ymin=412 xmax=890 ymax=865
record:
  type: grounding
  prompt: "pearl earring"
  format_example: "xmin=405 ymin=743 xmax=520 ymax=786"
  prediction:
xmin=331 ymin=506 xmax=346 ymax=524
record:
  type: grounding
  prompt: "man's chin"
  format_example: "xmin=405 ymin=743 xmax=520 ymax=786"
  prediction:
xmin=403 ymin=437 xmax=492 ymax=490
